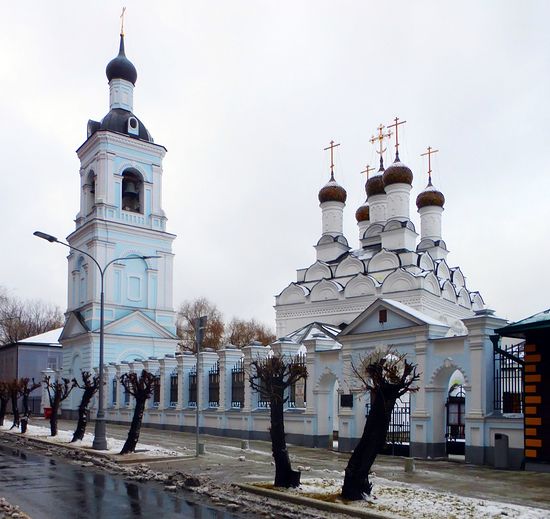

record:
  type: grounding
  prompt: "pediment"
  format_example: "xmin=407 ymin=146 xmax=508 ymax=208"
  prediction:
xmin=277 ymin=283 xmax=309 ymax=305
xmin=59 ymin=312 xmax=89 ymax=341
xmin=103 ymin=311 xmax=177 ymax=339
xmin=310 ymin=279 xmax=342 ymax=302
xmin=340 ymin=298 xmax=447 ymax=337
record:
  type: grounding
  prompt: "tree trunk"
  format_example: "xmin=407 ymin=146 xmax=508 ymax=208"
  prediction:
xmin=270 ymin=388 xmax=300 ymax=488
xmin=71 ymin=390 xmax=94 ymax=442
xmin=120 ymin=398 xmax=146 ymax=454
xmin=10 ymin=391 xmax=19 ymax=430
xmin=341 ymin=388 xmax=399 ymax=500
xmin=21 ymin=417 xmax=28 ymax=434
xmin=0 ymin=399 xmax=7 ymax=426
xmin=50 ymin=396 xmax=61 ymax=437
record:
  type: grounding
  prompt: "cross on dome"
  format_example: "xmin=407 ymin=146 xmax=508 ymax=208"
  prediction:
xmin=387 ymin=117 xmax=407 ymax=161
xmin=323 ymin=140 xmax=341 ymax=180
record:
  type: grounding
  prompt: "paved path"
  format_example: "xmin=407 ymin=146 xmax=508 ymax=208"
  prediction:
xmin=55 ymin=419 xmax=550 ymax=512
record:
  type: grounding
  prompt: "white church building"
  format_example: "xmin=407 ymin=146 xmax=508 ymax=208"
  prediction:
xmin=52 ymin=31 xmax=524 ymax=469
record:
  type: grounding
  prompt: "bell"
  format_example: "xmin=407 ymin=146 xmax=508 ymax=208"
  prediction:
xmin=123 ymin=181 xmax=138 ymax=197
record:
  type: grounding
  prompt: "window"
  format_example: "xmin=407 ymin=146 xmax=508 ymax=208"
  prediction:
xmin=379 ymin=309 xmax=387 ymax=323
xmin=121 ymin=169 xmax=143 ymax=213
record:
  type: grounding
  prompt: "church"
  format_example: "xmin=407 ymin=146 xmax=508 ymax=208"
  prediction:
xmin=50 ymin=28 xmax=528 ymax=470
xmin=58 ymin=32 xmax=180 ymax=410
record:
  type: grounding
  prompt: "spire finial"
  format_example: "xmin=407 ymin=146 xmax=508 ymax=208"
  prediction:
xmin=370 ymin=124 xmax=392 ymax=171
xmin=120 ymin=7 xmax=127 ymax=37
xmin=360 ymin=164 xmax=375 ymax=181
xmin=420 ymin=146 xmax=439 ymax=184
xmin=323 ymin=140 xmax=341 ymax=179
xmin=387 ymin=116 xmax=407 ymax=162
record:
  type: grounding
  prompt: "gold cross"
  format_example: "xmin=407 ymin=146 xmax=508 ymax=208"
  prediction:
xmin=360 ymin=164 xmax=375 ymax=180
xmin=323 ymin=140 xmax=341 ymax=178
xmin=420 ymin=146 xmax=439 ymax=182
xmin=369 ymin=124 xmax=392 ymax=157
xmin=120 ymin=7 xmax=127 ymax=36
xmin=387 ymin=117 xmax=407 ymax=160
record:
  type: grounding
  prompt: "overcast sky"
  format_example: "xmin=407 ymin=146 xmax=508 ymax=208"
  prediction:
xmin=1 ymin=1 xmax=549 ymax=330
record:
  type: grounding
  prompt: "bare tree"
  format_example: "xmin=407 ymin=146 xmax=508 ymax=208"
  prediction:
xmin=225 ymin=318 xmax=276 ymax=347
xmin=8 ymin=379 xmax=21 ymax=430
xmin=71 ymin=371 xmax=101 ymax=442
xmin=119 ymin=370 xmax=159 ymax=454
xmin=0 ymin=382 xmax=10 ymax=426
xmin=43 ymin=376 xmax=76 ymax=436
xmin=0 ymin=289 xmax=63 ymax=345
xmin=341 ymin=348 xmax=419 ymax=500
xmin=176 ymin=298 xmax=224 ymax=351
xmin=19 ymin=378 xmax=41 ymax=433
xmin=249 ymin=354 xmax=307 ymax=488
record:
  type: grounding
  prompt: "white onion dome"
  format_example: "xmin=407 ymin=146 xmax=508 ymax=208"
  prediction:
xmin=355 ymin=202 xmax=370 ymax=222
xmin=318 ymin=174 xmax=347 ymax=203
xmin=416 ymin=179 xmax=445 ymax=209
xmin=383 ymin=159 xmax=413 ymax=186
xmin=106 ymin=35 xmax=137 ymax=85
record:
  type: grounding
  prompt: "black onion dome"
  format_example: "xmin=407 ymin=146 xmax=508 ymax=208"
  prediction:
xmin=318 ymin=177 xmax=347 ymax=203
xmin=383 ymin=160 xmax=413 ymax=186
xmin=366 ymin=174 xmax=385 ymax=197
xmin=100 ymin=108 xmax=152 ymax=141
xmin=355 ymin=202 xmax=370 ymax=222
xmin=106 ymin=35 xmax=137 ymax=85
xmin=416 ymin=180 xmax=445 ymax=209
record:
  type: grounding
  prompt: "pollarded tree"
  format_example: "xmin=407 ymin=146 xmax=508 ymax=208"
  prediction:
xmin=341 ymin=348 xmax=419 ymax=501
xmin=0 ymin=382 xmax=10 ymax=426
xmin=119 ymin=370 xmax=159 ymax=454
xmin=19 ymin=377 xmax=41 ymax=433
xmin=249 ymin=354 xmax=307 ymax=488
xmin=43 ymin=376 xmax=76 ymax=436
xmin=8 ymin=379 xmax=22 ymax=430
xmin=71 ymin=371 xmax=101 ymax=442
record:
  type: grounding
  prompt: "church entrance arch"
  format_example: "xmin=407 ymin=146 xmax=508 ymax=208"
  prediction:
xmin=429 ymin=364 xmax=468 ymax=458
xmin=446 ymin=384 xmax=465 ymax=455
xmin=314 ymin=371 xmax=339 ymax=449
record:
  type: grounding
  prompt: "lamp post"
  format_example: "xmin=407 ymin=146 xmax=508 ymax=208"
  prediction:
xmin=34 ymin=230 xmax=160 ymax=450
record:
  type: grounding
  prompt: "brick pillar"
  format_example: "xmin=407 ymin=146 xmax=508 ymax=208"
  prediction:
xmin=158 ymin=355 xmax=177 ymax=409
xmin=524 ymin=341 xmax=543 ymax=460
xmin=242 ymin=342 xmax=269 ymax=411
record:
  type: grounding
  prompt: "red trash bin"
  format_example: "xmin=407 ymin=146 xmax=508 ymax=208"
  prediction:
xmin=44 ymin=407 xmax=52 ymax=419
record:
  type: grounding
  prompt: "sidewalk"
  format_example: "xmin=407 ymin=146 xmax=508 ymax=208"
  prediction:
xmin=52 ymin=419 xmax=550 ymax=512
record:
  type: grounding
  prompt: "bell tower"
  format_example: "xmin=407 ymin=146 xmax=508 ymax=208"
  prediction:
xmin=60 ymin=30 xmax=179 ymax=378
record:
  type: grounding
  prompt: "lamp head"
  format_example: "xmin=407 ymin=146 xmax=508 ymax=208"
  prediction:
xmin=33 ymin=231 xmax=58 ymax=243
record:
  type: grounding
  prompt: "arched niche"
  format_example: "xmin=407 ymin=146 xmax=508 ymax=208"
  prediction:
xmin=121 ymin=167 xmax=144 ymax=213
xmin=451 ymin=267 xmax=466 ymax=288
xmin=304 ymin=261 xmax=332 ymax=282
xmin=457 ymin=288 xmax=471 ymax=309
xmin=343 ymin=273 xmax=377 ymax=298
xmin=363 ymin=223 xmax=383 ymax=239
xmin=418 ymin=252 xmax=435 ymax=272
xmin=381 ymin=268 xmax=420 ymax=293
xmin=277 ymin=283 xmax=309 ymax=305
xmin=435 ymin=259 xmax=451 ymax=280
xmin=441 ymin=280 xmax=457 ymax=303
xmin=423 ymin=272 xmax=441 ymax=296
xmin=310 ymin=279 xmax=342 ymax=302
xmin=85 ymin=170 xmax=96 ymax=215
xmin=368 ymin=249 xmax=400 ymax=273
xmin=335 ymin=256 xmax=364 ymax=278
xmin=470 ymin=292 xmax=485 ymax=311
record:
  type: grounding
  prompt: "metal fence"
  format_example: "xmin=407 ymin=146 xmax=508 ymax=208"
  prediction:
xmin=493 ymin=340 xmax=524 ymax=414
xmin=208 ymin=362 xmax=220 ymax=408
xmin=365 ymin=399 xmax=410 ymax=456
xmin=231 ymin=359 xmax=244 ymax=408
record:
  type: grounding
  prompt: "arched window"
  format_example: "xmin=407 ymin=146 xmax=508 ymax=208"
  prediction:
xmin=86 ymin=170 xmax=96 ymax=215
xmin=121 ymin=169 xmax=143 ymax=213
xmin=77 ymin=257 xmax=87 ymax=305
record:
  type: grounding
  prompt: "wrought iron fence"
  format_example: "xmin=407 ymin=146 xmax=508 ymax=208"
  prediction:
xmin=288 ymin=353 xmax=307 ymax=408
xmin=365 ymin=399 xmax=410 ymax=455
xmin=188 ymin=365 xmax=197 ymax=407
xmin=493 ymin=339 xmax=524 ymax=414
xmin=208 ymin=362 xmax=220 ymax=407
xmin=169 ymin=372 xmax=178 ymax=407
xmin=231 ymin=359 xmax=245 ymax=408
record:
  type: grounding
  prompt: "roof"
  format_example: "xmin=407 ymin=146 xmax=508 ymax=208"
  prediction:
xmin=18 ymin=327 xmax=63 ymax=346
xmin=496 ymin=309 xmax=550 ymax=338
xmin=284 ymin=322 xmax=342 ymax=344
xmin=380 ymin=299 xmax=447 ymax=327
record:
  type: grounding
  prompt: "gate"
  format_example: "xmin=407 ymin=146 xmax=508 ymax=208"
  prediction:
xmin=366 ymin=399 xmax=410 ymax=456
xmin=446 ymin=384 xmax=465 ymax=455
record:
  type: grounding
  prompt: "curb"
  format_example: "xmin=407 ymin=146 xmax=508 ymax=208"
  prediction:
xmin=236 ymin=483 xmax=400 ymax=519
xmin=0 ymin=431 xmax=190 ymax=465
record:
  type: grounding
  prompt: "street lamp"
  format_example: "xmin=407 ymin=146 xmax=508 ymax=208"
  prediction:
xmin=34 ymin=230 xmax=160 ymax=450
